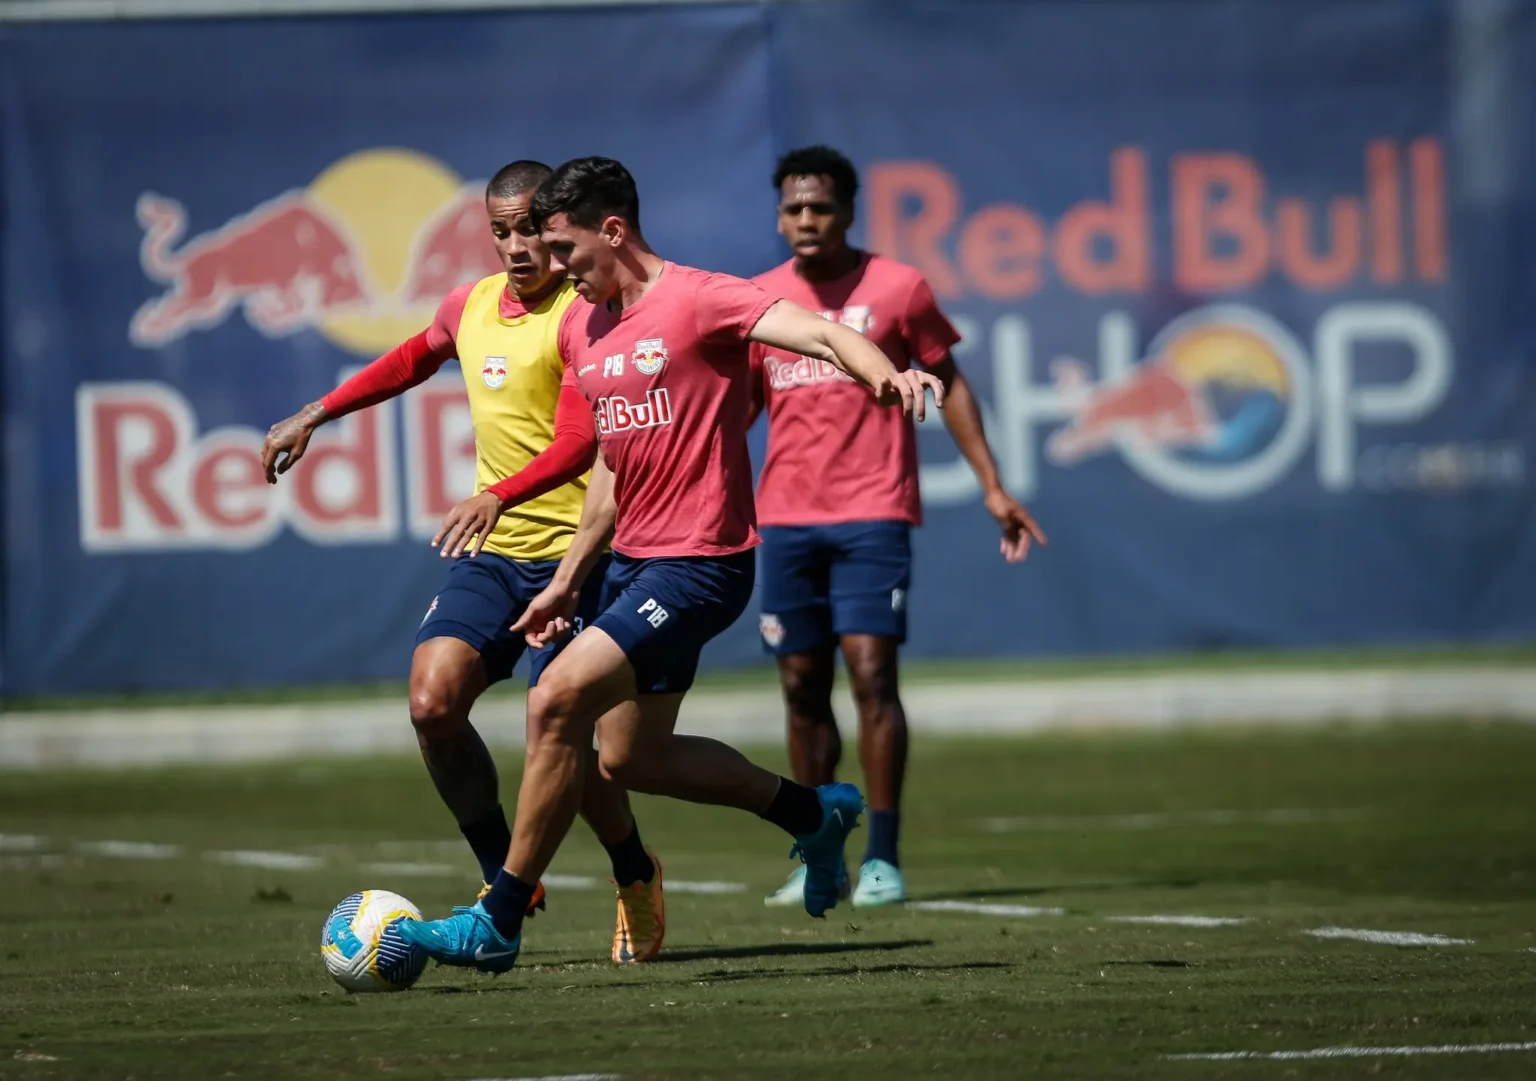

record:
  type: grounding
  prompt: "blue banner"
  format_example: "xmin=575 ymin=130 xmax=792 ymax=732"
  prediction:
xmin=3 ymin=0 xmax=1534 ymax=696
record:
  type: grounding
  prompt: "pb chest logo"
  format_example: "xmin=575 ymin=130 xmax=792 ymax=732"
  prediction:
xmin=481 ymin=356 xmax=507 ymax=389
xmin=632 ymin=338 xmax=668 ymax=376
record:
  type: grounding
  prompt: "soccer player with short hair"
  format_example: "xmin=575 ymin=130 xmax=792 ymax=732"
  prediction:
xmin=399 ymin=156 xmax=944 ymax=973
xmin=751 ymin=146 xmax=1047 ymax=909
xmin=261 ymin=160 xmax=666 ymax=965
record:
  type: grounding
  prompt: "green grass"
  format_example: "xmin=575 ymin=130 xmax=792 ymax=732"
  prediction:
xmin=3 ymin=723 xmax=1536 ymax=1079
xmin=7 ymin=640 xmax=1535 ymax=712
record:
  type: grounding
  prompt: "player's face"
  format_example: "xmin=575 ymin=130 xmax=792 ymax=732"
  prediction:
xmin=540 ymin=212 xmax=621 ymax=304
xmin=778 ymin=174 xmax=853 ymax=263
xmin=488 ymin=193 xmax=561 ymax=298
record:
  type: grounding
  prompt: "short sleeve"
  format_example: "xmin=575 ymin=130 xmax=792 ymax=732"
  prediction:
xmin=556 ymin=301 xmax=584 ymax=369
xmin=695 ymin=272 xmax=778 ymax=346
xmin=901 ymin=275 xmax=962 ymax=368
xmin=426 ymin=281 xmax=476 ymax=355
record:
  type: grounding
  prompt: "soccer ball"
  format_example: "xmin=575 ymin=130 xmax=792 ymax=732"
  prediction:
xmin=319 ymin=890 xmax=429 ymax=992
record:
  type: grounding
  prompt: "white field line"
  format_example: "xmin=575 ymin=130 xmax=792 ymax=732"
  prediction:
xmin=1305 ymin=926 xmax=1472 ymax=947
xmin=1107 ymin=915 xmax=1251 ymax=927
xmin=1168 ymin=1041 xmax=1536 ymax=1061
xmin=206 ymin=850 xmax=325 ymax=871
xmin=74 ymin=840 xmax=183 ymax=859
xmin=467 ymin=1074 xmax=621 ymax=1081
xmin=667 ymin=880 xmax=748 ymax=894
xmin=0 ymin=834 xmax=46 ymax=851
xmin=908 ymin=900 xmax=1067 ymax=918
xmin=360 ymin=861 xmax=461 ymax=877
xmin=981 ymin=808 xmax=1368 ymax=833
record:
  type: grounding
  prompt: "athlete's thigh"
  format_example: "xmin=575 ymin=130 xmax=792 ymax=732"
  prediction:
xmin=826 ymin=520 xmax=912 ymax=644
xmin=531 ymin=622 xmax=639 ymax=735
xmin=593 ymin=551 xmax=756 ymax=695
xmin=415 ymin=552 xmax=528 ymax=684
xmin=594 ymin=692 xmax=685 ymax=768
xmin=757 ymin=526 xmax=834 ymax=657
xmin=409 ymin=635 xmax=489 ymax=710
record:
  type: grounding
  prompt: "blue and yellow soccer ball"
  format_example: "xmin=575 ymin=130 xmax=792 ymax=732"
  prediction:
xmin=320 ymin=890 xmax=428 ymax=992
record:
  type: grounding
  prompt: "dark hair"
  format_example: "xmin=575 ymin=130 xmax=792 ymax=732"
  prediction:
xmin=485 ymin=160 xmax=553 ymax=200
xmin=773 ymin=145 xmax=859 ymax=206
xmin=530 ymin=157 xmax=641 ymax=232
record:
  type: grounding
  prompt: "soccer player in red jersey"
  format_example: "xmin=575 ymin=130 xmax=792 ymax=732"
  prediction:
xmin=400 ymin=157 xmax=944 ymax=973
xmin=751 ymin=147 xmax=1047 ymax=908
xmin=262 ymin=161 xmax=665 ymax=963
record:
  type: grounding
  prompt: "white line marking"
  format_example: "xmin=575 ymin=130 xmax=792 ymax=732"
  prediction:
xmin=0 ymin=834 xmax=46 ymax=851
xmin=1169 ymin=1041 xmax=1536 ymax=1061
xmin=1304 ymin=926 xmax=1472 ymax=946
xmin=361 ymin=861 xmax=460 ymax=877
xmin=75 ymin=840 xmax=183 ymax=860
xmin=908 ymin=900 xmax=1067 ymax=918
xmin=667 ymin=880 xmax=747 ymax=894
xmin=981 ymin=808 xmax=1367 ymax=833
xmin=1108 ymin=915 xmax=1251 ymax=927
xmin=207 ymin=850 xmax=325 ymax=871
xmin=542 ymin=874 xmax=601 ymax=890
xmin=467 ymin=1074 xmax=621 ymax=1081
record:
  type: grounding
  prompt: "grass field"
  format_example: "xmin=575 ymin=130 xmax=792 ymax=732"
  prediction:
xmin=3 ymin=722 xmax=1536 ymax=1080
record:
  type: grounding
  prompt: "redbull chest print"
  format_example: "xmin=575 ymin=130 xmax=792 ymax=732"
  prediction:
xmin=481 ymin=356 xmax=508 ymax=390
xmin=878 ymin=139 xmax=1523 ymax=502
xmin=764 ymin=306 xmax=869 ymax=391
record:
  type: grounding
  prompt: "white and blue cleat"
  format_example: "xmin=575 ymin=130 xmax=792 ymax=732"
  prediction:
xmin=852 ymin=858 xmax=906 ymax=908
xmin=788 ymin=782 xmax=865 ymax=918
xmin=395 ymin=901 xmax=521 ymax=974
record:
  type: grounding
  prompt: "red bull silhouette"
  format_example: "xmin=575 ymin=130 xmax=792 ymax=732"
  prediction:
xmin=1046 ymin=355 xmax=1216 ymax=463
xmin=130 ymin=192 xmax=367 ymax=347
xmin=402 ymin=185 xmax=503 ymax=306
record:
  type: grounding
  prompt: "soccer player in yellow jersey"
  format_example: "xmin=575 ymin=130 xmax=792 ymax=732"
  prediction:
xmin=260 ymin=161 xmax=666 ymax=965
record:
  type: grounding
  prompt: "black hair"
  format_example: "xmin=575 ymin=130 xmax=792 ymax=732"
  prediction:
xmin=773 ymin=145 xmax=859 ymax=206
xmin=529 ymin=157 xmax=641 ymax=231
xmin=485 ymin=160 xmax=553 ymax=201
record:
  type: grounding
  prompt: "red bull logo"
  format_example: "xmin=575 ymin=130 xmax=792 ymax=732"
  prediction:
xmin=129 ymin=149 xmax=502 ymax=354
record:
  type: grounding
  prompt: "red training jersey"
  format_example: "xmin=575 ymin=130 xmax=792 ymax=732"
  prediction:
xmin=749 ymin=252 xmax=960 ymax=527
xmin=558 ymin=262 xmax=776 ymax=559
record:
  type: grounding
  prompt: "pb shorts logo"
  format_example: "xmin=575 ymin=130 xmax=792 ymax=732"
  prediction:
xmin=481 ymin=356 xmax=507 ymax=389
xmin=759 ymin=613 xmax=785 ymax=648
xmin=636 ymin=598 xmax=669 ymax=629
xmin=632 ymin=338 xmax=668 ymax=376
xmin=891 ymin=589 xmax=906 ymax=612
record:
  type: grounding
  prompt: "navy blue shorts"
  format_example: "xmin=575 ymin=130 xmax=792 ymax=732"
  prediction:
xmin=415 ymin=552 xmax=608 ymax=686
xmin=592 ymin=550 xmax=756 ymax=695
xmin=757 ymin=521 xmax=912 ymax=655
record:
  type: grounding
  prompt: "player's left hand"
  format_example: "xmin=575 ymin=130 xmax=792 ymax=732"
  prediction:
xmin=433 ymin=491 xmax=503 ymax=559
xmin=984 ymin=488 xmax=1048 ymax=563
xmin=875 ymin=369 xmax=946 ymax=421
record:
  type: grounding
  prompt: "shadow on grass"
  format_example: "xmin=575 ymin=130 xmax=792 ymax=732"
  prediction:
xmin=652 ymin=937 xmax=935 ymax=964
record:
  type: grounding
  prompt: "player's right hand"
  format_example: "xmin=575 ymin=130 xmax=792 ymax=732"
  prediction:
xmin=875 ymin=368 xmax=946 ymax=421
xmin=434 ymin=491 xmax=503 ymax=559
xmin=511 ymin=582 xmax=582 ymax=649
xmin=261 ymin=402 xmax=327 ymax=484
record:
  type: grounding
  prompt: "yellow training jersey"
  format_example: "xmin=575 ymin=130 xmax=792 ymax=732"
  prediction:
xmin=453 ymin=275 xmax=586 ymax=561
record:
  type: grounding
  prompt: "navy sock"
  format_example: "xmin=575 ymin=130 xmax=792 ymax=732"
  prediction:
xmin=759 ymin=778 xmax=825 ymax=837
xmin=480 ymin=868 xmax=536 ymax=940
xmin=864 ymin=809 xmax=900 ymax=868
xmin=459 ymin=806 xmax=512 ymax=885
xmin=602 ymin=824 xmax=656 ymax=887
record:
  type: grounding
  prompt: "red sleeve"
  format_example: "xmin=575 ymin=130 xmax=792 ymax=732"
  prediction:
xmin=319 ymin=283 xmax=469 ymax=417
xmin=746 ymin=343 xmax=767 ymax=425
xmin=486 ymin=380 xmax=597 ymax=508
xmin=901 ymin=275 xmax=962 ymax=368
xmin=695 ymin=272 xmax=778 ymax=347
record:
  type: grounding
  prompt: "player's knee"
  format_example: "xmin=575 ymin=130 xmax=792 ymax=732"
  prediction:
xmin=780 ymin=663 xmax=833 ymax=723
xmin=408 ymin=675 xmax=464 ymax=736
xmin=597 ymin=742 xmax=658 ymax=792
xmin=847 ymin=658 xmax=901 ymax=719
xmin=526 ymin=679 xmax=583 ymax=745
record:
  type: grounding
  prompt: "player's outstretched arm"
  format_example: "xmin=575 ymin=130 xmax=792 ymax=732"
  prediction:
xmin=929 ymin=357 xmax=1048 ymax=562
xmin=747 ymin=299 xmax=945 ymax=421
xmin=511 ymin=452 xmax=616 ymax=648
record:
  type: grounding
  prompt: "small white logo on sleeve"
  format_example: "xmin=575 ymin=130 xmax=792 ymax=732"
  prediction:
xmin=891 ymin=588 xmax=906 ymax=612
xmin=637 ymin=598 xmax=670 ymax=629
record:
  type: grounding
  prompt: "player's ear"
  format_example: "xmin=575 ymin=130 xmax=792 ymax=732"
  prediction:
xmin=601 ymin=214 xmax=626 ymax=248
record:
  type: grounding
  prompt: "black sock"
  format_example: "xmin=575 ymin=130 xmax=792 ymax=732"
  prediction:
xmin=864 ymin=809 xmax=900 ymax=867
xmin=759 ymin=778 xmax=825 ymax=837
xmin=459 ymin=806 xmax=512 ymax=885
xmin=480 ymin=868 xmax=536 ymax=939
xmin=602 ymin=824 xmax=656 ymax=887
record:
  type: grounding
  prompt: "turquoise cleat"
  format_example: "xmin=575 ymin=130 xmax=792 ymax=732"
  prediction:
xmin=396 ymin=901 xmax=521 ymax=974
xmin=789 ymin=782 xmax=865 ymax=918
xmin=852 ymin=858 xmax=906 ymax=908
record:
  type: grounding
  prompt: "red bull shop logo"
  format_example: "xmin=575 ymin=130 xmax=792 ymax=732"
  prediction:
xmin=880 ymin=139 xmax=1522 ymax=502
xmin=128 ymin=148 xmax=501 ymax=354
